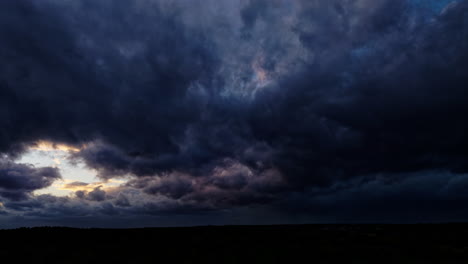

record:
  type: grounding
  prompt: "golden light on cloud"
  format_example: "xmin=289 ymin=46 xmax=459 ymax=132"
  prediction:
xmin=58 ymin=179 xmax=126 ymax=193
xmin=30 ymin=140 xmax=84 ymax=152
xmin=23 ymin=140 xmax=122 ymax=197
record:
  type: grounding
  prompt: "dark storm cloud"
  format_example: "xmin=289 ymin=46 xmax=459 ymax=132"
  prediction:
xmin=247 ymin=0 xmax=468 ymax=187
xmin=0 ymin=0 xmax=468 ymax=224
xmin=73 ymin=186 xmax=109 ymax=202
xmin=114 ymin=193 xmax=130 ymax=207
xmin=278 ymin=170 xmax=468 ymax=222
xmin=86 ymin=187 xmax=107 ymax=202
xmin=0 ymin=160 xmax=61 ymax=200
xmin=0 ymin=0 xmax=217 ymax=156
xmin=124 ymin=160 xmax=284 ymax=208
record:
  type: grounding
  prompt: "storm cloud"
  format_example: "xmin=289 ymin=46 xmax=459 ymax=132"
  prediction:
xmin=0 ymin=159 xmax=61 ymax=201
xmin=0 ymin=0 xmax=468 ymax=226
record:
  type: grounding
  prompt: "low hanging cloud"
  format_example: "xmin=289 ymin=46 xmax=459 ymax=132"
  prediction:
xmin=0 ymin=159 xmax=61 ymax=201
xmin=0 ymin=0 xmax=468 ymax=225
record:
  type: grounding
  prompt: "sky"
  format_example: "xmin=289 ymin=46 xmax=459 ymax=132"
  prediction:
xmin=0 ymin=0 xmax=468 ymax=228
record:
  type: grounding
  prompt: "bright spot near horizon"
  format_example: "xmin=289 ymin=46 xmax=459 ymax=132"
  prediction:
xmin=30 ymin=140 xmax=83 ymax=152
xmin=18 ymin=141 xmax=126 ymax=197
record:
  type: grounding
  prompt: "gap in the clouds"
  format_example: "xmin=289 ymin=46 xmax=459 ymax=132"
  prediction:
xmin=17 ymin=141 xmax=126 ymax=197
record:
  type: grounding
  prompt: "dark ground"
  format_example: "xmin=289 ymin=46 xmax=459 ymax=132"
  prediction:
xmin=1 ymin=224 xmax=468 ymax=263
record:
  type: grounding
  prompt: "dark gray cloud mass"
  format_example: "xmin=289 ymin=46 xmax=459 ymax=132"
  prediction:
xmin=0 ymin=0 xmax=468 ymax=227
xmin=0 ymin=160 xmax=60 ymax=201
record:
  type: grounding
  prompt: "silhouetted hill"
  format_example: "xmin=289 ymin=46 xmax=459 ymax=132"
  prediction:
xmin=1 ymin=224 xmax=468 ymax=263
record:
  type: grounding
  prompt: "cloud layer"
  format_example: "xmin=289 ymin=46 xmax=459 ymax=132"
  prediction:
xmin=0 ymin=0 xmax=468 ymax=226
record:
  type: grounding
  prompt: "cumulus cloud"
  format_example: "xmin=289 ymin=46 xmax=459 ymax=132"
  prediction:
xmin=86 ymin=187 xmax=107 ymax=202
xmin=0 ymin=159 xmax=61 ymax=200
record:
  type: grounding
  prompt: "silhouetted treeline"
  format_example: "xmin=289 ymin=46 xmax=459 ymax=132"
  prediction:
xmin=1 ymin=224 xmax=468 ymax=263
